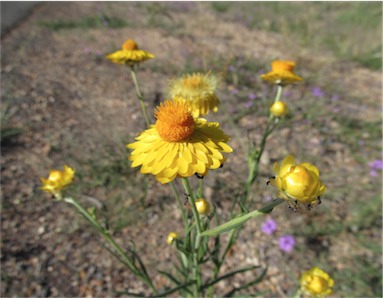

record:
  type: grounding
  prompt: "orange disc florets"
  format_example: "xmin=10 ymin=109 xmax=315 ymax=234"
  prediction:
xmin=122 ymin=39 xmax=138 ymax=51
xmin=272 ymin=60 xmax=296 ymax=72
xmin=155 ymin=100 xmax=195 ymax=142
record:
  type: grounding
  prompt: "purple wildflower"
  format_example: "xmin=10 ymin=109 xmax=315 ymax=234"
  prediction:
xmin=230 ymin=88 xmax=239 ymax=95
xmin=331 ymin=94 xmax=339 ymax=102
xmin=370 ymin=170 xmax=378 ymax=177
xmin=369 ymin=159 xmax=383 ymax=171
xmin=279 ymin=235 xmax=295 ymax=252
xmin=248 ymin=92 xmax=257 ymax=100
xmin=283 ymin=91 xmax=291 ymax=98
xmin=245 ymin=100 xmax=253 ymax=108
xmin=261 ymin=219 xmax=277 ymax=235
xmin=312 ymin=87 xmax=325 ymax=98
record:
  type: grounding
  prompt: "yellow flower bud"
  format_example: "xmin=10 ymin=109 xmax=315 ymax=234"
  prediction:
xmin=269 ymin=155 xmax=327 ymax=204
xmin=40 ymin=165 xmax=75 ymax=197
xmin=166 ymin=232 xmax=179 ymax=245
xmin=195 ymin=198 xmax=211 ymax=216
xmin=300 ymin=267 xmax=334 ymax=297
xmin=270 ymin=101 xmax=288 ymax=117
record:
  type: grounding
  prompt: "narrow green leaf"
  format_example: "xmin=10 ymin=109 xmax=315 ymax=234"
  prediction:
xmin=152 ymin=281 xmax=195 ymax=297
xmin=201 ymin=199 xmax=284 ymax=237
xmin=224 ymin=267 xmax=268 ymax=297
xmin=157 ymin=270 xmax=182 ymax=286
xmin=202 ymin=265 xmax=260 ymax=290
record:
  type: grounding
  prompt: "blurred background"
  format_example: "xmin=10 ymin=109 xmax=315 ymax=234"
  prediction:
xmin=1 ymin=2 xmax=382 ymax=297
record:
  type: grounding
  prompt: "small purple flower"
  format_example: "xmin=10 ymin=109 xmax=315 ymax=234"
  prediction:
xmin=228 ymin=65 xmax=236 ymax=72
xmin=230 ymin=88 xmax=239 ymax=95
xmin=369 ymin=159 xmax=383 ymax=171
xmin=248 ymin=92 xmax=257 ymax=100
xmin=261 ymin=219 xmax=277 ymax=235
xmin=370 ymin=170 xmax=378 ymax=177
xmin=331 ymin=94 xmax=339 ymax=102
xmin=312 ymin=87 xmax=325 ymax=98
xmin=283 ymin=91 xmax=291 ymax=98
xmin=279 ymin=235 xmax=295 ymax=252
xmin=245 ymin=100 xmax=253 ymax=108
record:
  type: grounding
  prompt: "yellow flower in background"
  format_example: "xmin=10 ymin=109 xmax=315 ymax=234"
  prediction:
xmin=127 ymin=100 xmax=232 ymax=184
xmin=269 ymin=155 xmax=327 ymax=205
xmin=40 ymin=165 xmax=75 ymax=196
xmin=270 ymin=101 xmax=288 ymax=117
xmin=169 ymin=72 xmax=220 ymax=117
xmin=106 ymin=39 xmax=154 ymax=66
xmin=260 ymin=60 xmax=302 ymax=86
xmin=195 ymin=198 xmax=211 ymax=216
xmin=300 ymin=267 xmax=334 ymax=297
xmin=166 ymin=232 xmax=179 ymax=245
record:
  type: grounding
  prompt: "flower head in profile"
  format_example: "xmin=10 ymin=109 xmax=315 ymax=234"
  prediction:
xmin=268 ymin=155 xmax=327 ymax=206
xmin=127 ymin=100 xmax=232 ymax=184
xmin=260 ymin=60 xmax=302 ymax=86
xmin=270 ymin=101 xmax=288 ymax=117
xmin=166 ymin=232 xmax=179 ymax=245
xmin=169 ymin=72 xmax=220 ymax=117
xmin=106 ymin=39 xmax=154 ymax=66
xmin=300 ymin=267 xmax=334 ymax=297
xmin=40 ymin=165 xmax=75 ymax=198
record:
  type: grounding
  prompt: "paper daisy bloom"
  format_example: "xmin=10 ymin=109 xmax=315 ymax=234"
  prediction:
xmin=169 ymin=72 xmax=221 ymax=117
xmin=195 ymin=198 xmax=211 ymax=216
xmin=270 ymin=101 xmax=288 ymax=117
xmin=127 ymin=100 xmax=232 ymax=184
xmin=260 ymin=60 xmax=302 ymax=86
xmin=106 ymin=39 xmax=154 ymax=66
xmin=269 ymin=155 xmax=327 ymax=205
xmin=300 ymin=267 xmax=334 ymax=297
xmin=40 ymin=165 xmax=75 ymax=197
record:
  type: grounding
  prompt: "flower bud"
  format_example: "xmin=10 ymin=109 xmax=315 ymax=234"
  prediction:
xmin=166 ymin=232 xmax=179 ymax=245
xmin=194 ymin=198 xmax=211 ymax=216
xmin=270 ymin=101 xmax=288 ymax=117
xmin=300 ymin=267 xmax=334 ymax=297
xmin=269 ymin=155 xmax=327 ymax=204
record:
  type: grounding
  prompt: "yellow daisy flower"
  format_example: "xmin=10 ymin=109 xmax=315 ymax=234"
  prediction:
xmin=169 ymin=72 xmax=220 ymax=117
xmin=40 ymin=165 xmax=75 ymax=196
xmin=260 ymin=60 xmax=302 ymax=86
xmin=300 ymin=267 xmax=334 ymax=297
xmin=106 ymin=39 xmax=155 ymax=66
xmin=127 ymin=100 xmax=233 ymax=184
xmin=268 ymin=155 xmax=327 ymax=205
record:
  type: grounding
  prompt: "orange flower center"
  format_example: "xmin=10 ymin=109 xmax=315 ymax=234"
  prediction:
xmin=122 ymin=39 xmax=138 ymax=51
xmin=272 ymin=60 xmax=295 ymax=72
xmin=183 ymin=75 xmax=204 ymax=89
xmin=155 ymin=100 xmax=195 ymax=142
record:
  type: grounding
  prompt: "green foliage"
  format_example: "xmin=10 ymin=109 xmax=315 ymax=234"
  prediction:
xmin=1 ymin=102 xmax=23 ymax=144
xmin=39 ymin=14 xmax=128 ymax=31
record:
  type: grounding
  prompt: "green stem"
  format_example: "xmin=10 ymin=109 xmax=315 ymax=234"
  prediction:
xmin=181 ymin=178 xmax=203 ymax=297
xmin=130 ymin=66 xmax=151 ymax=127
xmin=170 ymin=181 xmax=188 ymax=228
xmin=64 ymin=197 xmax=158 ymax=294
xmin=242 ymin=85 xmax=284 ymax=206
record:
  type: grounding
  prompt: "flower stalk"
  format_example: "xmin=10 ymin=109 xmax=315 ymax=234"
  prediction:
xmin=130 ymin=66 xmax=151 ymax=127
xmin=63 ymin=197 xmax=158 ymax=294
